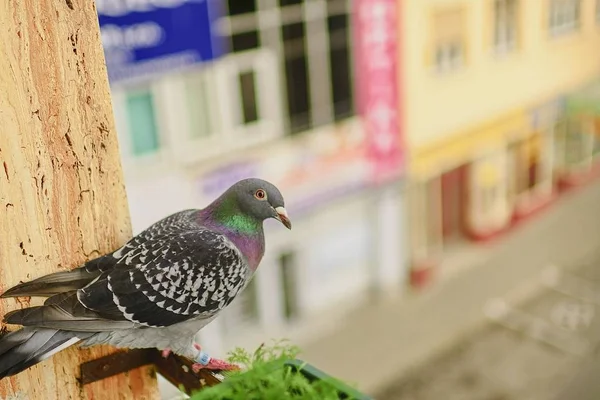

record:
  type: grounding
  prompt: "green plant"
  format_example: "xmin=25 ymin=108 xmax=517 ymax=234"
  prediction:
xmin=190 ymin=340 xmax=359 ymax=400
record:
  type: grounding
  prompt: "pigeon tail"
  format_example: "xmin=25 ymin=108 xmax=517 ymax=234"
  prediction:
xmin=0 ymin=327 xmax=91 ymax=379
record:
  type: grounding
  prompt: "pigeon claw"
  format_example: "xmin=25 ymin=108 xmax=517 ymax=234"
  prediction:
xmin=161 ymin=348 xmax=172 ymax=358
xmin=191 ymin=342 xmax=240 ymax=372
xmin=192 ymin=359 xmax=240 ymax=373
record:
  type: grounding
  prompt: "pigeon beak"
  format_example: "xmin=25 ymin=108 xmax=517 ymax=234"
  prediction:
xmin=275 ymin=207 xmax=292 ymax=230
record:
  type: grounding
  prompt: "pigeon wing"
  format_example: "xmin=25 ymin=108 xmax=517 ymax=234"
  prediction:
xmin=4 ymin=229 xmax=248 ymax=331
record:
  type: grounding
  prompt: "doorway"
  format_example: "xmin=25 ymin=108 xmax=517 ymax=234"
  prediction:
xmin=440 ymin=164 xmax=468 ymax=245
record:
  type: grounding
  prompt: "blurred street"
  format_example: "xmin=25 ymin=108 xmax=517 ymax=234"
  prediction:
xmin=377 ymin=251 xmax=600 ymax=400
xmin=299 ymin=179 xmax=600 ymax=398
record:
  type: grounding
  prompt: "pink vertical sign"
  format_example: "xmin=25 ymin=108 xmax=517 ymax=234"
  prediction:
xmin=354 ymin=0 xmax=403 ymax=184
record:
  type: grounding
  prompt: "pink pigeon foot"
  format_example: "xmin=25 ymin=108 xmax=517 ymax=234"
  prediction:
xmin=161 ymin=348 xmax=172 ymax=358
xmin=191 ymin=343 xmax=240 ymax=372
xmin=192 ymin=359 xmax=240 ymax=372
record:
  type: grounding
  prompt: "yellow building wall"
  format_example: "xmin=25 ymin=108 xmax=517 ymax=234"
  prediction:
xmin=401 ymin=0 xmax=600 ymax=169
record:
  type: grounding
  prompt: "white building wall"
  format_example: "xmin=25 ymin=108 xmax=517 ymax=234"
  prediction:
xmin=372 ymin=183 xmax=408 ymax=297
xmin=299 ymin=195 xmax=374 ymax=315
xmin=123 ymin=173 xmax=194 ymax=234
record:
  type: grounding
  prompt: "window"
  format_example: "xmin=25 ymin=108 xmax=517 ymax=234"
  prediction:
xmin=279 ymin=251 xmax=299 ymax=321
xmin=184 ymin=74 xmax=213 ymax=139
xmin=163 ymin=69 xmax=224 ymax=164
xmin=240 ymin=279 xmax=259 ymax=321
xmin=327 ymin=12 xmax=354 ymax=121
xmin=220 ymin=278 xmax=260 ymax=335
xmin=238 ymin=70 xmax=259 ymax=124
xmin=230 ymin=31 xmax=260 ymax=53
xmin=435 ymin=44 xmax=463 ymax=72
xmin=432 ymin=8 xmax=465 ymax=73
xmin=282 ymin=22 xmax=311 ymax=133
xmin=216 ymin=48 xmax=284 ymax=145
xmin=553 ymin=119 xmax=567 ymax=169
xmin=219 ymin=0 xmax=354 ymax=137
xmin=280 ymin=0 xmax=302 ymax=5
xmin=564 ymin=119 xmax=586 ymax=165
xmin=549 ymin=0 xmax=580 ymax=36
xmin=493 ymin=0 xmax=518 ymax=54
xmin=126 ymin=91 xmax=159 ymax=156
xmin=227 ymin=0 xmax=256 ymax=16
xmin=593 ymin=120 xmax=600 ymax=158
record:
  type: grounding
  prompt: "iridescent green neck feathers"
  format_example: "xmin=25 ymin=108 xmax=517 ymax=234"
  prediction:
xmin=210 ymin=196 xmax=262 ymax=235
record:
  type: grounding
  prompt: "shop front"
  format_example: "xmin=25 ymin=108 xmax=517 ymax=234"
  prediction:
xmin=407 ymin=110 xmax=528 ymax=286
xmin=407 ymin=84 xmax=600 ymax=289
xmin=510 ymin=98 xmax=564 ymax=220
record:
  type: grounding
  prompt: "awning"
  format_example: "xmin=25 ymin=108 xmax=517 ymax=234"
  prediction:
xmin=409 ymin=110 xmax=528 ymax=179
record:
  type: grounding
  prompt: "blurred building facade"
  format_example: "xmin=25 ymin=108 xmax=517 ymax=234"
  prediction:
xmin=105 ymin=0 xmax=407 ymax=357
xmin=100 ymin=0 xmax=600 ymax=360
xmin=402 ymin=0 xmax=600 ymax=285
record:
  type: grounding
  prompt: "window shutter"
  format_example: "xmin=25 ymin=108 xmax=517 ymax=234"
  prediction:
xmin=434 ymin=8 xmax=465 ymax=44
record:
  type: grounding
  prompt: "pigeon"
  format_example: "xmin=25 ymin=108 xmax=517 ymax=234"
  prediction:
xmin=0 ymin=178 xmax=291 ymax=378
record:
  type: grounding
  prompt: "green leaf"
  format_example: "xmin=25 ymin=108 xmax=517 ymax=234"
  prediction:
xmin=189 ymin=340 xmax=350 ymax=400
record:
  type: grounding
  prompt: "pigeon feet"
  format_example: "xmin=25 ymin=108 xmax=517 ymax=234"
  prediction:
xmin=192 ymin=359 xmax=240 ymax=372
xmin=191 ymin=343 xmax=240 ymax=372
xmin=161 ymin=348 xmax=172 ymax=358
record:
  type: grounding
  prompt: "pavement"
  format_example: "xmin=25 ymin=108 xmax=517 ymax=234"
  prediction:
xmin=376 ymin=252 xmax=600 ymax=400
xmin=298 ymin=179 xmax=600 ymax=396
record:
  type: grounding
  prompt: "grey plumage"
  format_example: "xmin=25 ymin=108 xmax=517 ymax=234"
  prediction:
xmin=0 ymin=178 xmax=291 ymax=378
xmin=0 ymin=328 xmax=91 ymax=378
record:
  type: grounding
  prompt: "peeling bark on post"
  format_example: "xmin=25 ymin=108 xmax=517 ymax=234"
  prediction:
xmin=0 ymin=0 xmax=159 ymax=398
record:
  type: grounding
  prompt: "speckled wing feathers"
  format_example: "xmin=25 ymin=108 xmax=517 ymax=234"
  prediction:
xmin=5 ymin=210 xmax=250 ymax=331
xmin=86 ymin=209 xmax=200 ymax=274
xmin=0 ymin=210 xmax=201 ymax=298
xmin=78 ymin=230 xmax=248 ymax=327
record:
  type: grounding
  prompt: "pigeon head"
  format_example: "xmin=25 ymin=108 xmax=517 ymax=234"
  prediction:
xmin=231 ymin=178 xmax=291 ymax=229
xmin=208 ymin=178 xmax=291 ymax=232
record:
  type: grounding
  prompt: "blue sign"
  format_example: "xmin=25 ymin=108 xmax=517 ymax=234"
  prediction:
xmin=97 ymin=0 xmax=224 ymax=85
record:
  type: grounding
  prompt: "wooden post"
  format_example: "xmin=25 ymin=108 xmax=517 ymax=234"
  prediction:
xmin=0 ymin=0 xmax=159 ymax=398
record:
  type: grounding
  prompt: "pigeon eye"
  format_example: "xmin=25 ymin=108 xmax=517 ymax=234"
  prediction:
xmin=254 ymin=189 xmax=267 ymax=200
